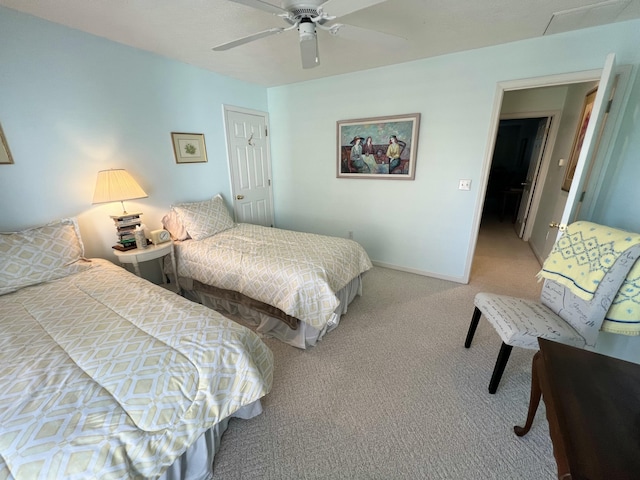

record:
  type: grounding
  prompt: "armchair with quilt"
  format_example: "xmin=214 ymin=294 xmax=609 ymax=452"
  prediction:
xmin=465 ymin=221 xmax=640 ymax=393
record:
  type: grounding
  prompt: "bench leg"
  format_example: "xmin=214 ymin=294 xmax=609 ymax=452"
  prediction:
xmin=489 ymin=342 xmax=513 ymax=394
xmin=464 ymin=307 xmax=482 ymax=348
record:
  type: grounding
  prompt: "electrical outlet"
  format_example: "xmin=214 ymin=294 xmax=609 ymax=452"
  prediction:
xmin=348 ymin=231 xmax=353 ymax=239
xmin=458 ymin=179 xmax=472 ymax=191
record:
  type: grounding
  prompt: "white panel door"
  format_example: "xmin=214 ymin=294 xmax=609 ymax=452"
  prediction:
xmin=514 ymin=116 xmax=551 ymax=239
xmin=558 ymin=53 xmax=616 ymax=230
xmin=224 ymin=106 xmax=274 ymax=227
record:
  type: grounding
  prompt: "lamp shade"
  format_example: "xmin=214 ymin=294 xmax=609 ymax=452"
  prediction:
xmin=92 ymin=169 xmax=148 ymax=205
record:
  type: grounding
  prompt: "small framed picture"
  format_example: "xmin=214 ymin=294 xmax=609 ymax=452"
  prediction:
xmin=171 ymin=132 xmax=208 ymax=164
xmin=0 ymin=122 xmax=14 ymax=165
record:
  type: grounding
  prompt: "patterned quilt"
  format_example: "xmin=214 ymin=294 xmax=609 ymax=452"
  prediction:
xmin=0 ymin=259 xmax=273 ymax=480
xmin=174 ymin=224 xmax=373 ymax=330
xmin=538 ymin=221 xmax=640 ymax=335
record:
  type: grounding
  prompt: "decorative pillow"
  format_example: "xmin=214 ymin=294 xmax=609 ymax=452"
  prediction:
xmin=0 ymin=218 xmax=92 ymax=295
xmin=172 ymin=194 xmax=235 ymax=241
xmin=161 ymin=209 xmax=191 ymax=241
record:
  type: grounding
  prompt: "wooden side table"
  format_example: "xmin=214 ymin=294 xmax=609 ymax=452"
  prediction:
xmin=113 ymin=241 xmax=179 ymax=293
xmin=515 ymin=338 xmax=640 ymax=479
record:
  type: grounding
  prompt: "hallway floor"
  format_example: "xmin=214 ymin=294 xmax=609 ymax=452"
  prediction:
xmin=470 ymin=212 xmax=543 ymax=299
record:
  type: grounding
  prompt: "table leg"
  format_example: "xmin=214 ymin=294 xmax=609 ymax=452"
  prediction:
xmin=158 ymin=258 xmax=167 ymax=284
xmin=131 ymin=259 xmax=141 ymax=277
xmin=169 ymin=244 xmax=180 ymax=294
xmin=539 ymin=358 xmax=571 ymax=479
xmin=514 ymin=350 xmax=543 ymax=437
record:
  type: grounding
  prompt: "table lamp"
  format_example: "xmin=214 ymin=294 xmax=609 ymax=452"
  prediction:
xmin=92 ymin=169 xmax=148 ymax=251
xmin=92 ymin=168 xmax=148 ymax=214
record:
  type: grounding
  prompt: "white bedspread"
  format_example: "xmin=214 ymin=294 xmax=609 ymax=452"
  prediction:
xmin=0 ymin=259 xmax=273 ymax=480
xmin=174 ymin=224 xmax=372 ymax=330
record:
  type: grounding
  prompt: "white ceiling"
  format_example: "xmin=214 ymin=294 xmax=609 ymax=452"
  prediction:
xmin=2 ymin=0 xmax=639 ymax=87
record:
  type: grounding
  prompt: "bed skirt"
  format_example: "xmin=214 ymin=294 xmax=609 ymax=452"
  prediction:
xmin=160 ymin=400 xmax=262 ymax=480
xmin=177 ymin=275 xmax=363 ymax=349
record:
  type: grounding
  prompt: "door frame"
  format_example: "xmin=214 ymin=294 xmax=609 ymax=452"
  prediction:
xmin=464 ymin=63 xmax=629 ymax=284
xmin=222 ymin=104 xmax=275 ymax=226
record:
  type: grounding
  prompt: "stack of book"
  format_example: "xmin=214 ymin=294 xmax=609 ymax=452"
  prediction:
xmin=110 ymin=213 xmax=142 ymax=251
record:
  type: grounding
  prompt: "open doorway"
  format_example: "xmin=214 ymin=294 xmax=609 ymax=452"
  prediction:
xmin=466 ymin=56 xmax=640 ymax=364
xmin=464 ymin=55 xmax=623 ymax=284
xmin=482 ymin=116 xmax=551 ymax=233
xmin=475 ymin=80 xmax=600 ymax=271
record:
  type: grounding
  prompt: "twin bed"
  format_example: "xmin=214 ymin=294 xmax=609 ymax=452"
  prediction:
xmin=0 ymin=218 xmax=273 ymax=479
xmin=163 ymin=194 xmax=372 ymax=349
xmin=1 ymin=199 xmax=372 ymax=478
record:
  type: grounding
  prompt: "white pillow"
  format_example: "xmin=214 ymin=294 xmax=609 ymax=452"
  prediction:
xmin=171 ymin=194 xmax=235 ymax=241
xmin=0 ymin=218 xmax=92 ymax=295
xmin=161 ymin=209 xmax=191 ymax=241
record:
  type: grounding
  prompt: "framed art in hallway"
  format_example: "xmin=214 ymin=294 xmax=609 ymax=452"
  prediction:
xmin=562 ymin=87 xmax=597 ymax=191
xmin=337 ymin=113 xmax=420 ymax=180
xmin=171 ymin=132 xmax=208 ymax=164
xmin=0 ymin=122 xmax=14 ymax=165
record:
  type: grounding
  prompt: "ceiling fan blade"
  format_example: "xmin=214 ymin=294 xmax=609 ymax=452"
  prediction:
xmin=330 ymin=23 xmax=406 ymax=48
xmin=299 ymin=28 xmax=320 ymax=69
xmin=228 ymin=0 xmax=289 ymax=16
xmin=319 ymin=0 xmax=387 ymax=18
xmin=212 ymin=27 xmax=285 ymax=51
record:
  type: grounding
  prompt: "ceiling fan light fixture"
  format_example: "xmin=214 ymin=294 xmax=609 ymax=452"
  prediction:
xmin=299 ymin=21 xmax=319 ymax=68
xmin=298 ymin=19 xmax=316 ymax=42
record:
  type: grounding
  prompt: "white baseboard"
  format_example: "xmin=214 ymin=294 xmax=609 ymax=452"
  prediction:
xmin=371 ymin=260 xmax=466 ymax=284
xmin=528 ymin=242 xmax=546 ymax=266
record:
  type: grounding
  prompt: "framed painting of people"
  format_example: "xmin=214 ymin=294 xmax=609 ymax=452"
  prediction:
xmin=337 ymin=113 xmax=420 ymax=180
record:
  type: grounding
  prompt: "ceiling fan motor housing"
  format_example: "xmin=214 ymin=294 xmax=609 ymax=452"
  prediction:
xmin=298 ymin=19 xmax=316 ymax=41
xmin=282 ymin=0 xmax=325 ymax=19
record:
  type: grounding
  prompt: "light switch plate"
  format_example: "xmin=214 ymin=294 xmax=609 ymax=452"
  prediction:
xmin=459 ymin=179 xmax=472 ymax=190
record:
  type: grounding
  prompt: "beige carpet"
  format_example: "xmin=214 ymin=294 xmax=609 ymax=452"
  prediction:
xmin=213 ymin=217 xmax=554 ymax=479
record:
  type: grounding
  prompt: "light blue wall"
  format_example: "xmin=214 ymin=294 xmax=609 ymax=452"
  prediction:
xmin=592 ymin=69 xmax=640 ymax=232
xmin=2 ymin=6 xmax=640 ymax=282
xmin=0 ymin=7 xmax=268 ymax=260
xmin=267 ymin=20 xmax=640 ymax=281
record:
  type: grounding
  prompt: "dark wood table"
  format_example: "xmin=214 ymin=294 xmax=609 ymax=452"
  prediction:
xmin=515 ymin=338 xmax=640 ymax=480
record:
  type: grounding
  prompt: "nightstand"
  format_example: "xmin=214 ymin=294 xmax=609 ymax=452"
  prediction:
xmin=113 ymin=241 xmax=179 ymax=293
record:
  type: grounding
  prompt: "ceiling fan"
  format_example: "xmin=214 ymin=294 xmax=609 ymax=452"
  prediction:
xmin=213 ymin=0 xmax=404 ymax=69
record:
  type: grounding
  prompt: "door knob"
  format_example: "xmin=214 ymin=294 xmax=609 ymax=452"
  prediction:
xmin=549 ymin=222 xmax=559 ymax=228
xmin=236 ymin=195 xmax=244 ymax=200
